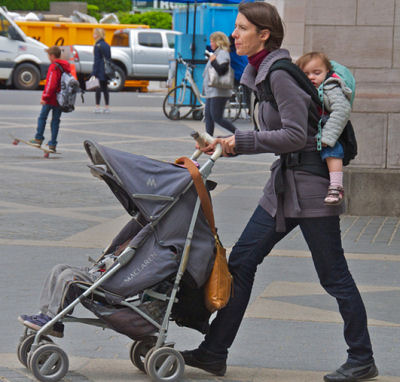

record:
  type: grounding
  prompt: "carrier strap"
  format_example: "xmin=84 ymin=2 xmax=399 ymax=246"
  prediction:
xmin=175 ymin=157 xmax=217 ymax=237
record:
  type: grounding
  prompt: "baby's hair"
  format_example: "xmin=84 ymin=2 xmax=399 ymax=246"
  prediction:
xmin=296 ymin=52 xmax=332 ymax=72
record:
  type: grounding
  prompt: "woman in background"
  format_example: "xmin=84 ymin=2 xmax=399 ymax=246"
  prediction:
xmin=92 ymin=28 xmax=111 ymax=113
xmin=203 ymin=31 xmax=236 ymax=136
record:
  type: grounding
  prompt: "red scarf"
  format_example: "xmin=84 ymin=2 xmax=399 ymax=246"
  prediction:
xmin=248 ymin=49 xmax=269 ymax=71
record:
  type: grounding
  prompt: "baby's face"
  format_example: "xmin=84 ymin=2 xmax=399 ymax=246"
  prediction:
xmin=302 ymin=58 xmax=329 ymax=88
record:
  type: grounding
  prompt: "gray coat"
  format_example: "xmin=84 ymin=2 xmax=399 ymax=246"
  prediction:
xmin=321 ymin=76 xmax=352 ymax=147
xmin=202 ymin=48 xmax=232 ymax=98
xmin=238 ymin=49 xmax=343 ymax=230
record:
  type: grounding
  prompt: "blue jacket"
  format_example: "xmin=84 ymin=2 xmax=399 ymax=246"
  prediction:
xmin=92 ymin=38 xmax=111 ymax=81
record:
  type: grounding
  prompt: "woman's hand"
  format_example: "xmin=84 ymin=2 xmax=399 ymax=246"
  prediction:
xmin=196 ymin=135 xmax=236 ymax=157
xmin=209 ymin=54 xmax=216 ymax=62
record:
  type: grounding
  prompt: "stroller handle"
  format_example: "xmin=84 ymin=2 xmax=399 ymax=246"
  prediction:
xmin=190 ymin=131 xmax=222 ymax=161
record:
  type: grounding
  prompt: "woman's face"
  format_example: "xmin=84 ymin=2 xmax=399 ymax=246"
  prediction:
xmin=232 ymin=13 xmax=270 ymax=56
xmin=93 ymin=30 xmax=99 ymax=40
xmin=210 ymin=39 xmax=217 ymax=51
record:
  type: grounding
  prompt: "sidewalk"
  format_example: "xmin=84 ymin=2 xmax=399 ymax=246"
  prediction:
xmin=0 ymin=90 xmax=399 ymax=382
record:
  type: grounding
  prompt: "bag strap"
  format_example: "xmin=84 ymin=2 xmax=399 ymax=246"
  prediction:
xmin=55 ymin=62 xmax=64 ymax=74
xmin=175 ymin=156 xmax=216 ymax=236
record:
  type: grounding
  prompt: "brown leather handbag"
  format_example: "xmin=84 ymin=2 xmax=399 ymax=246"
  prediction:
xmin=176 ymin=157 xmax=232 ymax=313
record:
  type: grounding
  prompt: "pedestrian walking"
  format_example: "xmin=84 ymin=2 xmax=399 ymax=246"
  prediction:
xmin=29 ymin=45 xmax=70 ymax=153
xmin=92 ymin=28 xmax=111 ymax=114
xmin=203 ymin=31 xmax=237 ymax=136
xmin=181 ymin=3 xmax=378 ymax=382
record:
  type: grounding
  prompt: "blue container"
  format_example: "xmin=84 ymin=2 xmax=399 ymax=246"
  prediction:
xmin=172 ymin=4 xmax=239 ymax=98
xmin=173 ymin=4 xmax=238 ymax=39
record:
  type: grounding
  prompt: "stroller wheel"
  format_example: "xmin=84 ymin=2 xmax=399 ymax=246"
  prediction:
xmin=29 ymin=343 xmax=69 ymax=382
xmin=146 ymin=347 xmax=185 ymax=382
xmin=17 ymin=334 xmax=53 ymax=368
xmin=129 ymin=336 xmax=156 ymax=373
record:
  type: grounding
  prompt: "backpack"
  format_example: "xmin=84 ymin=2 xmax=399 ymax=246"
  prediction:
xmin=55 ymin=63 xmax=81 ymax=113
xmin=256 ymin=58 xmax=357 ymax=166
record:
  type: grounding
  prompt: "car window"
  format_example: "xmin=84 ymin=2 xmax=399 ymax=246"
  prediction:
xmin=0 ymin=14 xmax=10 ymax=37
xmin=138 ymin=32 xmax=162 ymax=48
xmin=111 ymin=32 xmax=129 ymax=47
xmin=166 ymin=33 xmax=176 ymax=49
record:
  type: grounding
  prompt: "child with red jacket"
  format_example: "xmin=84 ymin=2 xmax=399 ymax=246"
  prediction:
xmin=30 ymin=46 xmax=71 ymax=153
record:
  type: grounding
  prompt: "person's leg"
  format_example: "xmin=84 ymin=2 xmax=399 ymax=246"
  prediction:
xmin=298 ymin=216 xmax=377 ymax=381
xmin=211 ymin=97 xmax=237 ymax=134
xmin=183 ymin=206 xmax=297 ymax=375
xmin=95 ymin=85 xmax=102 ymax=112
xmin=20 ymin=264 xmax=94 ymax=337
xmin=48 ymin=106 xmax=62 ymax=148
xmin=102 ymin=81 xmax=110 ymax=109
xmin=35 ymin=104 xmax=51 ymax=142
xmin=204 ymin=98 xmax=215 ymax=136
xmin=322 ymin=143 xmax=345 ymax=205
xmin=44 ymin=265 xmax=94 ymax=317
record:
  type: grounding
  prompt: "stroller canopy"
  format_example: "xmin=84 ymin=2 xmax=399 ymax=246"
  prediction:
xmin=84 ymin=140 xmax=193 ymax=221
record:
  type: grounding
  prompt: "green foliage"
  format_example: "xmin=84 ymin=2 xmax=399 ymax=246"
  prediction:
xmin=89 ymin=0 xmax=131 ymax=13
xmin=118 ymin=11 xmax=172 ymax=29
xmin=0 ymin=0 xmax=39 ymax=11
xmin=87 ymin=4 xmax=101 ymax=20
xmin=0 ymin=0 xmax=131 ymax=13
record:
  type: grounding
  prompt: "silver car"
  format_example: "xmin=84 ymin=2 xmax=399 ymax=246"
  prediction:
xmin=74 ymin=28 xmax=181 ymax=91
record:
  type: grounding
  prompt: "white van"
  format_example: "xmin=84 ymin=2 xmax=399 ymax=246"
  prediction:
xmin=0 ymin=7 xmax=50 ymax=90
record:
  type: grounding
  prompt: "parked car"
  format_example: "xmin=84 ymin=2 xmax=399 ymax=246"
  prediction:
xmin=74 ymin=28 xmax=181 ymax=91
xmin=0 ymin=7 xmax=50 ymax=90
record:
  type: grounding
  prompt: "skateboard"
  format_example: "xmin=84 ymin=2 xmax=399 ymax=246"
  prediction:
xmin=10 ymin=135 xmax=61 ymax=158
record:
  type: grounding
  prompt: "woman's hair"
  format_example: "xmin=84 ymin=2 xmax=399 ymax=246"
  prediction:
xmin=238 ymin=2 xmax=284 ymax=51
xmin=296 ymin=52 xmax=332 ymax=72
xmin=94 ymin=28 xmax=105 ymax=40
xmin=210 ymin=31 xmax=230 ymax=52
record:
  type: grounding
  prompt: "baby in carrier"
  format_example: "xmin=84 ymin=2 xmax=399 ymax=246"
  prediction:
xmin=296 ymin=52 xmax=353 ymax=205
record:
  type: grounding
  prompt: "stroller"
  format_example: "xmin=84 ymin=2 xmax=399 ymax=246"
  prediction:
xmin=17 ymin=133 xmax=224 ymax=382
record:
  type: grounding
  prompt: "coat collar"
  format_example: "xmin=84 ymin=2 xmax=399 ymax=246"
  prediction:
xmin=240 ymin=49 xmax=292 ymax=91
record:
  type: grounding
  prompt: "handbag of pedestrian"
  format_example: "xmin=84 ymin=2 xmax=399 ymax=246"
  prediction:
xmin=208 ymin=65 xmax=234 ymax=89
xmin=85 ymin=76 xmax=100 ymax=91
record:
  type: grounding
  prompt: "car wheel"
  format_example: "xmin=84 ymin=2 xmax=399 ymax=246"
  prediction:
xmin=107 ymin=65 xmax=126 ymax=92
xmin=12 ymin=63 xmax=41 ymax=90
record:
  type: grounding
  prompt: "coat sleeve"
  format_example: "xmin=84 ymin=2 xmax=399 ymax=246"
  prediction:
xmin=211 ymin=60 xmax=229 ymax=75
xmin=235 ymin=70 xmax=310 ymax=154
xmin=321 ymin=85 xmax=351 ymax=147
xmin=92 ymin=44 xmax=100 ymax=77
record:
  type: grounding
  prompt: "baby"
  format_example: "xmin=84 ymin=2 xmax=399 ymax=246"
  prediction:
xmin=297 ymin=52 xmax=352 ymax=205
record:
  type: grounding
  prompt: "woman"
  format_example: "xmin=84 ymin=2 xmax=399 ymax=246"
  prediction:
xmin=92 ymin=28 xmax=111 ymax=113
xmin=203 ymin=31 xmax=237 ymax=136
xmin=182 ymin=3 xmax=378 ymax=382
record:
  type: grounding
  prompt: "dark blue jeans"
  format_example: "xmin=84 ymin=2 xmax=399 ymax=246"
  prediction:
xmin=205 ymin=97 xmax=237 ymax=136
xmin=36 ymin=104 xmax=62 ymax=147
xmin=201 ymin=205 xmax=374 ymax=365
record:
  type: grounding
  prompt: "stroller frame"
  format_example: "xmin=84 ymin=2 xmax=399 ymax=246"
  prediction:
xmin=21 ymin=131 xmax=222 ymax=382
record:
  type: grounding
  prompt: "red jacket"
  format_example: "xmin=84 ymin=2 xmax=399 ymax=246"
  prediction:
xmin=42 ymin=59 xmax=71 ymax=106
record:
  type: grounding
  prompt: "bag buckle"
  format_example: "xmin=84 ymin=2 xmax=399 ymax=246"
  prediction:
xmin=285 ymin=152 xmax=302 ymax=168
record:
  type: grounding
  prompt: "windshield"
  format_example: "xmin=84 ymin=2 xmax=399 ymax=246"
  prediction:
xmin=0 ymin=13 xmax=11 ymax=37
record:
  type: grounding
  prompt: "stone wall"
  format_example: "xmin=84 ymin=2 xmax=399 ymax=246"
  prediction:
xmin=275 ymin=0 xmax=400 ymax=215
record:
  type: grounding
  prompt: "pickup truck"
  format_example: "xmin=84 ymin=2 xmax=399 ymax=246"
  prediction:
xmin=74 ymin=28 xmax=181 ymax=91
xmin=0 ymin=7 xmax=50 ymax=90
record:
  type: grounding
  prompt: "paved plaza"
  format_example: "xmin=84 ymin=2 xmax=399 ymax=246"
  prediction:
xmin=0 ymin=89 xmax=399 ymax=382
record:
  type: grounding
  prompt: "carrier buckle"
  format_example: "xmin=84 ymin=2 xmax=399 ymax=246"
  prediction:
xmin=285 ymin=152 xmax=302 ymax=168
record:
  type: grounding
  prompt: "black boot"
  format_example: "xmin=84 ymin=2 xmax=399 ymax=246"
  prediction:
xmin=180 ymin=348 xmax=227 ymax=376
xmin=324 ymin=361 xmax=378 ymax=382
